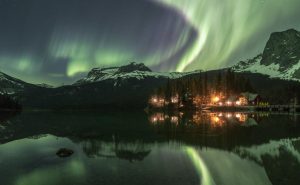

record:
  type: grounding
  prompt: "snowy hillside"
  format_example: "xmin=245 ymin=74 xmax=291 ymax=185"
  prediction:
xmin=0 ymin=72 xmax=25 ymax=87
xmin=75 ymin=62 xmax=200 ymax=85
xmin=0 ymin=72 xmax=28 ymax=95
xmin=233 ymin=29 xmax=300 ymax=82
xmin=233 ymin=54 xmax=300 ymax=82
xmin=0 ymin=71 xmax=44 ymax=97
xmin=235 ymin=137 xmax=300 ymax=165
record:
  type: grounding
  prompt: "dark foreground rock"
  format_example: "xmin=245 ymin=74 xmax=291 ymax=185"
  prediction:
xmin=56 ymin=148 xmax=74 ymax=158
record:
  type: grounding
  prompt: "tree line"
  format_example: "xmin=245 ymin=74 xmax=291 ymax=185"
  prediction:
xmin=153 ymin=69 xmax=255 ymax=104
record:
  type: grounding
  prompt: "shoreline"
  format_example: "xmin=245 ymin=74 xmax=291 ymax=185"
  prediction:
xmin=148 ymin=105 xmax=300 ymax=113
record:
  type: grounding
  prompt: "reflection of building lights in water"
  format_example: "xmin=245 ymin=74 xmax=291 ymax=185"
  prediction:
xmin=210 ymin=114 xmax=225 ymax=127
xmin=150 ymin=112 xmax=250 ymax=125
xmin=226 ymin=101 xmax=232 ymax=106
xmin=171 ymin=116 xmax=178 ymax=123
xmin=150 ymin=113 xmax=165 ymax=123
xmin=234 ymin=113 xmax=247 ymax=122
xmin=185 ymin=147 xmax=216 ymax=185
xmin=150 ymin=113 xmax=179 ymax=124
xmin=226 ymin=113 xmax=232 ymax=118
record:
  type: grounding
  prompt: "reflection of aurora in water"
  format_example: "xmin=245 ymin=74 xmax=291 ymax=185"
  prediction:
xmin=185 ymin=147 xmax=216 ymax=185
xmin=0 ymin=111 xmax=299 ymax=185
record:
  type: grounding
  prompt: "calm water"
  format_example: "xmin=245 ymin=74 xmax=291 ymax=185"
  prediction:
xmin=0 ymin=111 xmax=299 ymax=185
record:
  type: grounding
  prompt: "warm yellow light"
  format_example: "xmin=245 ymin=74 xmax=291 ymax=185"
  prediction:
xmin=214 ymin=117 xmax=220 ymax=122
xmin=235 ymin=113 xmax=241 ymax=118
xmin=171 ymin=116 xmax=179 ymax=123
xmin=171 ymin=97 xmax=178 ymax=103
xmin=235 ymin=101 xmax=241 ymax=105
xmin=212 ymin=96 xmax=220 ymax=102
xmin=152 ymin=98 xmax=158 ymax=103
xmin=226 ymin=101 xmax=232 ymax=105
xmin=226 ymin=113 xmax=232 ymax=118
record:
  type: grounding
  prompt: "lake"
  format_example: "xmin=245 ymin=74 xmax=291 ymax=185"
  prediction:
xmin=0 ymin=111 xmax=299 ymax=185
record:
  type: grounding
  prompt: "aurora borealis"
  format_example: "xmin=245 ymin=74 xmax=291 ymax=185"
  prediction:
xmin=0 ymin=0 xmax=300 ymax=85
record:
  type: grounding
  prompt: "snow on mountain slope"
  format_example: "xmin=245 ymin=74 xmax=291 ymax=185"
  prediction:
xmin=233 ymin=55 xmax=300 ymax=82
xmin=74 ymin=62 xmax=201 ymax=85
xmin=0 ymin=72 xmax=29 ymax=95
xmin=0 ymin=71 xmax=28 ymax=91
xmin=235 ymin=137 xmax=300 ymax=164
xmin=233 ymin=29 xmax=300 ymax=82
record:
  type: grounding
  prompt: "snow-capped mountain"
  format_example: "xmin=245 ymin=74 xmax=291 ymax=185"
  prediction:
xmin=0 ymin=28 xmax=300 ymax=110
xmin=0 ymin=71 xmax=46 ymax=99
xmin=233 ymin=29 xmax=300 ymax=81
xmin=75 ymin=62 xmax=200 ymax=85
xmin=0 ymin=71 xmax=29 ymax=95
xmin=0 ymin=72 xmax=26 ymax=88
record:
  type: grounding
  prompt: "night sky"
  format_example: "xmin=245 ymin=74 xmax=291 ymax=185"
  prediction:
xmin=0 ymin=0 xmax=300 ymax=85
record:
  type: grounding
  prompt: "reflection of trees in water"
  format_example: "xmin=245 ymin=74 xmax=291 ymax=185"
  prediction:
xmin=80 ymin=139 xmax=151 ymax=162
xmin=149 ymin=110 xmax=300 ymax=185
xmin=0 ymin=111 xmax=19 ymax=126
xmin=148 ymin=112 xmax=300 ymax=150
xmin=1 ymin=111 xmax=300 ymax=156
xmin=149 ymin=111 xmax=263 ymax=127
xmin=0 ymin=112 xmax=19 ymax=142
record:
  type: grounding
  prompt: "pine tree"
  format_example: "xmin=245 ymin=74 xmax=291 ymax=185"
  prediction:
xmin=204 ymin=72 xmax=208 ymax=97
xmin=244 ymin=79 xmax=255 ymax=93
xmin=215 ymin=71 xmax=222 ymax=94
xmin=165 ymin=78 xmax=172 ymax=101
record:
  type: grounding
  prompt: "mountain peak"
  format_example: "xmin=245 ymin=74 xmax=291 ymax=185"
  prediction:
xmin=74 ymin=62 xmax=201 ymax=85
xmin=118 ymin=62 xmax=152 ymax=73
xmin=75 ymin=62 xmax=157 ymax=85
xmin=261 ymin=29 xmax=300 ymax=68
xmin=233 ymin=29 xmax=300 ymax=82
xmin=270 ymin=28 xmax=298 ymax=36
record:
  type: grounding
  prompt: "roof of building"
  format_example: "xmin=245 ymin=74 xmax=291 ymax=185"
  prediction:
xmin=241 ymin=92 xmax=259 ymax=101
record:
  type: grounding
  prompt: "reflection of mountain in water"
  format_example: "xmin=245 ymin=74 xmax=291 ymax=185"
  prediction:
xmin=0 ymin=111 xmax=299 ymax=150
xmin=79 ymin=139 xmax=151 ymax=162
xmin=235 ymin=137 xmax=300 ymax=185
xmin=149 ymin=111 xmax=300 ymax=149
xmin=0 ymin=111 xmax=300 ymax=184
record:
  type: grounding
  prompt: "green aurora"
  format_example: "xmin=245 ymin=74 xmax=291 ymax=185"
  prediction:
xmin=0 ymin=0 xmax=299 ymax=85
xmin=155 ymin=0 xmax=300 ymax=72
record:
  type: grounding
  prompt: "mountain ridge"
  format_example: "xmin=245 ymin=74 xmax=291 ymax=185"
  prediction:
xmin=75 ymin=62 xmax=202 ymax=85
xmin=233 ymin=29 xmax=300 ymax=81
xmin=0 ymin=29 xmax=300 ymax=109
